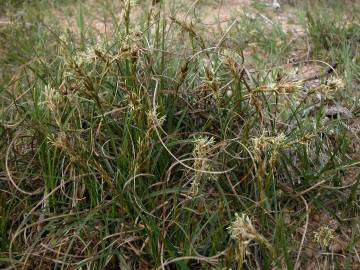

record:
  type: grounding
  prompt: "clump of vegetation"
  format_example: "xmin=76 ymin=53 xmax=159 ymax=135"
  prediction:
xmin=0 ymin=0 xmax=359 ymax=269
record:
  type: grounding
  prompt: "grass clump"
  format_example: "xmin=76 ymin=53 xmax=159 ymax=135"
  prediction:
xmin=0 ymin=0 xmax=359 ymax=269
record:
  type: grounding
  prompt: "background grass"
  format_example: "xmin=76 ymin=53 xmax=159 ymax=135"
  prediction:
xmin=1 ymin=0 xmax=359 ymax=269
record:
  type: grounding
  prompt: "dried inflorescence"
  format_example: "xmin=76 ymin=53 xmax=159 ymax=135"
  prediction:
xmin=190 ymin=136 xmax=215 ymax=196
xmin=252 ymin=132 xmax=286 ymax=164
xmin=256 ymin=81 xmax=303 ymax=94
xmin=73 ymin=41 xmax=108 ymax=66
xmin=228 ymin=213 xmax=258 ymax=243
xmin=228 ymin=213 xmax=272 ymax=269
xmin=314 ymin=226 xmax=336 ymax=249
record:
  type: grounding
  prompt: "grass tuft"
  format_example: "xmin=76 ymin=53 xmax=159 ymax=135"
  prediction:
xmin=0 ymin=0 xmax=359 ymax=269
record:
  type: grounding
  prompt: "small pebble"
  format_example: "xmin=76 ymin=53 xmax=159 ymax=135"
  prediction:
xmin=313 ymin=214 xmax=320 ymax=222
xmin=226 ymin=90 xmax=233 ymax=98
xmin=330 ymin=242 xmax=343 ymax=253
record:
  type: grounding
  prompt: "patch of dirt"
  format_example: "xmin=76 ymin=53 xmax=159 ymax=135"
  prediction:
xmin=184 ymin=0 xmax=305 ymax=36
xmin=200 ymin=0 xmax=252 ymax=25
xmin=300 ymin=208 xmax=360 ymax=269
